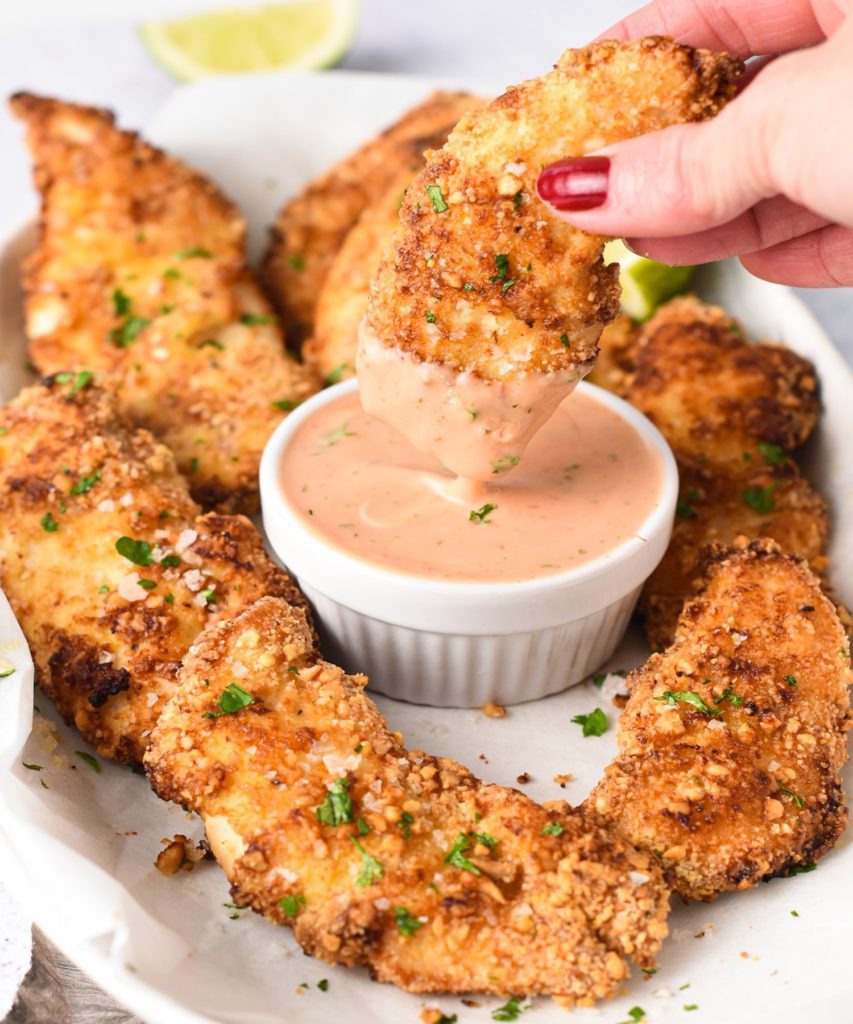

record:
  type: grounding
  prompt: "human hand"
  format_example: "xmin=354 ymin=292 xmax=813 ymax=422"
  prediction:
xmin=536 ymin=0 xmax=853 ymax=286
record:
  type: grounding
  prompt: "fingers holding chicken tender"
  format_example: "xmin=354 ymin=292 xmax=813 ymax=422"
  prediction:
xmin=587 ymin=539 xmax=851 ymax=902
xmin=11 ymin=93 xmax=319 ymax=514
xmin=262 ymin=91 xmax=479 ymax=346
xmin=146 ymin=596 xmax=669 ymax=1005
xmin=0 ymin=378 xmax=307 ymax=762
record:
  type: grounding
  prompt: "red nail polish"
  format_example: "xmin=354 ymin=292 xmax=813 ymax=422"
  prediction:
xmin=537 ymin=157 xmax=610 ymax=212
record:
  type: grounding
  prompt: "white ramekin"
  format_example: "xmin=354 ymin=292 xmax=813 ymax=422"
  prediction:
xmin=260 ymin=378 xmax=677 ymax=707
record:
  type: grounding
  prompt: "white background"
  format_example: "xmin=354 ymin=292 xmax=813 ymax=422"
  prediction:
xmin=0 ymin=0 xmax=851 ymax=1018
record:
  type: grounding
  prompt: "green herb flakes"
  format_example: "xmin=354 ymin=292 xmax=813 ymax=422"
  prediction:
xmin=279 ymin=893 xmax=305 ymax=917
xmin=542 ymin=821 xmax=564 ymax=836
xmin=325 ymin=363 xmax=350 ymax=385
xmin=272 ymin=398 xmax=301 ymax=411
xmin=741 ymin=482 xmax=778 ymax=515
xmin=444 ymin=833 xmax=483 ymax=875
xmin=288 ymin=254 xmax=306 ymax=270
xmin=115 ymin=536 xmax=154 ymax=566
xmin=469 ymin=503 xmax=497 ymax=525
xmin=714 ymin=687 xmax=743 ymax=707
xmin=138 ymin=578 xmax=157 ymax=591
xmin=490 ymin=253 xmax=510 ymax=282
xmin=315 ymin=778 xmax=354 ymax=826
xmin=397 ymin=810 xmax=414 ymax=839
xmin=70 ymin=471 xmax=101 ymax=495
xmin=676 ymin=496 xmax=697 ymax=519
xmin=198 ymin=338 xmax=225 ymax=351
xmin=776 ymin=779 xmax=804 ymax=807
xmin=239 ymin=312 xmax=275 ymax=326
xmin=492 ymin=996 xmax=530 ymax=1021
xmin=176 ymin=247 xmax=212 ymax=259
xmin=393 ymin=906 xmax=423 ymax=937
xmin=112 ymin=288 xmax=131 ymax=316
xmin=654 ymin=690 xmax=721 ymax=716
xmin=351 ymin=837 xmax=384 ymax=886
xmin=425 ymin=184 xmax=448 ymax=212
xmin=425 ymin=309 xmax=437 ymax=323
xmin=785 ymin=674 xmax=798 ymax=687
xmin=75 ymin=750 xmax=101 ymax=773
xmin=757 ymin=441 xmax=788 ymax=465
xmin=41 ymin=512 xmax=59 ymax=533
xmin=512 ymin=190 xmax=524 ymax=209
xmin=571 ymin=707 xmax=608 ymax=737
xmin=111 ymin=316 xmax=151 ymax=348
xmin=789 ymin=863 xmax=816 ymax=874
xmin=203 ymin=682 xmax=255 ymax=719
xmin=491 ymin=454 xmax=519 ymax=475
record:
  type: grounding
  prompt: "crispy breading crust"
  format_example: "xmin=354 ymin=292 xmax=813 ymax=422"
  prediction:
xmin=366 ymin=39 xmax=742 ymax=380
xmin=146 ymin=596 xmax=670 ymax=1005
xmin=587 ymin=539 xmax=851 ymax=902
xmin=262 ymin=91 xmax=478 ymax=346
xmin=11 ymin=93 xmax=319 ymax=514
xmin=585 ymin=315 xmax=639 ymax=395
xmin=619 ymin=296 xmax=826 ymax=648
xmin=625 ymin=296 xmax=820 ymax=472
xmin=0 ymin=379 xmax=307 ymax=762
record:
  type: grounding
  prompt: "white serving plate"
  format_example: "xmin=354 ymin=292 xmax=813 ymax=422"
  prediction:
xmin=1 ymin=70 xmax=852 ymax=1024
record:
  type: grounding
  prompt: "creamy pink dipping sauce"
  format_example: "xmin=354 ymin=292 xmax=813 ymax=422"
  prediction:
xmin=280 ymin=388 xmax=665 ymax=584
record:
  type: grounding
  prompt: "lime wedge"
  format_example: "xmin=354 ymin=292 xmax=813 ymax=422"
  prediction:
xmin=141 ymin=0 xmax=360 ymax=81
xmin=604 ymin=240 xmax=694 ymax=321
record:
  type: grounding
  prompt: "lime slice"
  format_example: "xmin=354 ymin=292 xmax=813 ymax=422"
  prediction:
xmin=604 ymin=240 xmax=694 ymax=321
xmin=141 ymin=0 xmax=360 ymax=81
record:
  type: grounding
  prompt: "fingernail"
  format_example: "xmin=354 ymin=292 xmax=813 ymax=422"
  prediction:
xmin=537 ymin=156 xmax=610 ymax=212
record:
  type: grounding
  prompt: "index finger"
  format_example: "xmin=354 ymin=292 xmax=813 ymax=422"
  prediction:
xmin=595 ymin=0 xmax=836 ymax=56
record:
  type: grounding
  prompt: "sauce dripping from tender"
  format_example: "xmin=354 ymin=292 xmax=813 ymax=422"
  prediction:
xmin=280 ymin=387 xmax=665 ymax=584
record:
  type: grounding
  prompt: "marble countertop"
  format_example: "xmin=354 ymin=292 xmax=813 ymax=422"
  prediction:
xmin=0 ymin=2 xmax=850 ymax=1021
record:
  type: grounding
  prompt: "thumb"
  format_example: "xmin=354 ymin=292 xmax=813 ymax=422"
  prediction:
xmin=536 ymin=95 xmax=776 ymax=238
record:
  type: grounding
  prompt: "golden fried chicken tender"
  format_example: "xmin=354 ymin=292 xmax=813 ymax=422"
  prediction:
xmin=262 ymin=91 xmax=478 ymax=346
xmin=11 ymin=93 xmax=319 ymax=514
xmin=585 ymin=315 xmax=639 ymax=395
xmin=626 ymin=296 xmax=819 ymax=473
xmin=146 ymin=596 xmax=670 ymax=1005
xmin=587 ymin=539 xmax=851 ymax=902
xmin=365 ymin=40 xmax=741 ymax=382
xmin=0 ymin=378 xmax=307 ymax=763
xmin=641 ymin=459 xmax=829 ymax=650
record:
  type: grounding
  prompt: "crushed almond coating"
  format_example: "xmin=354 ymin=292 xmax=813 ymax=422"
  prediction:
xmin=155 ymin=833 xmax=209 ymax=876
xmin=11 ymin=92 xmax=319 ymax=514
xmin=587 ymin=539 xmax=852 ymax=901
xmin=0 ymin=380 xmax=308 ymax=763
xmin=146 ymin=597 xmax=669 ymax=1004
xmin=366 ymin=39 xmax=741 ymax=382
xmin=481 ymin=702 xmax=507 ymax=719
xmin=262 ymin=91 xmax=479 ymax=347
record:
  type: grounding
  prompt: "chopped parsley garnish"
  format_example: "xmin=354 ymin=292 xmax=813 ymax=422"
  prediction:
xmin=425 ymin=309 xmax=437 ymax=323
xmin=741 ymin=482 xmax=778 ymax=515
xmin=239 ymin=312 xmax=275 ymax=326
xmin=176 ymin=247 xmax=212 ymax=259
xmin=272 ymin=398 xmax=301 ymax=411
xmin=619 ymin=1009 xmax=646 ymax=1024
xmin=203 ymin=682 xmax=255 ymax=719
xmin=466 ymin=407 xmax=479 ymax=420
xmin=571 ymin=707 xmax=608 ymax=737
xmin=714 ymin=687 xmax=743 ymax=707
xmin=757 ymin=441 xmax=788 ymax=465
xmin=198 ymin=587 xmax=216 ymax=604
xmin=22 ymin=762 xmax=42 ymax=771
xmin=463 ymin=282 xmax=476 ymax=291
xmin=490 ymin=253 xmax=510 ymax=282
xmin=115 ymin=536 xmax=154 ymax=566
xmin=776 ymin=779 xmax=804 ymax=807
xmin=315 ymin=778 xmax=354 ymax=826
xmin=287 ymin=254 xmax=306 ymax=270
xmin=469 ymin=503 xmax=497 ymax=525
xmin=791 ymin=909 xmax=799 ymax=917
xmin=425 ymin=184 xmax=448 ymax=212
xmin=98 ymin=584 xmax=110 ymax=595
xmin=542 ymin=821 xmax=564 ymax=836
xmin=784 ymin=674 xmax=798 ymax=687
xmin=655 ymin=690 xmax=721 ymax=716
xmin=325 ymin=363 xmax=350 ymax=384
xmin=164 ymin=593 xmax=175 ymax=604
xmin=444 ymin=832 xmax=490 ymax=875
xmin=40 ymin=512 xmax=59 ymax=533
xmin=684 ymin=1006 xmax=699 ymax=1013
xmin=198 ymin=338 xmax=224 ymax=351
xmin=559 ymin=333 xmax=570 ymax=347
xmin=189 ymin=457 xmax=199 ymax=472
xmin=356 ymin=816 xmax=370 ymax=835
xmin=676 ymin=496 xmax=697 ymax=519
xmin=393 ymin=906 xmax=423 ymax=937
xmin=279 ymin=893 xmax=305 ymax=917
xmin=160 ymin=554 xmax=181 ymax=569
xmin=53 ymin=369 xmax=94 ymax=399
xmin=592 ymin=672 xmax=606 ymax=687
xmin=138 ymin=578 xmax=157 ymax=590
xmin=110 ymin=315 xmax=151 ymax=348
xmin=491 ymin=454 xmax=519 ymax=475
xmin=397 ymin=810 xmax=414 ymax=839
xmin=789 ymin=863 xmax=816 ymax=874
xmin=492 ymin=996 xmax=531 ymax=1021
xmin=70 ymin=471 xmax=101 ymax=495
xmin=351 ymin=837 xmax=384 ymax=886
xmin=75 ymin=750 xmax=101 ymax=773
xmin=502 ymin=279 xmax=517 ymax=292
xmin=320 ymin=422 xmax=356 ymax=448
xmin=512 ymin=190 xmax=524 ymax=209
xmin=112 ymin=288 xmax=132 ymax=316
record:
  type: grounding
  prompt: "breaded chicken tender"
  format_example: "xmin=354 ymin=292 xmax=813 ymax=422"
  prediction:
xmin=365 ymin=41 xmax=741 ymax=383
xmin=587 ymin=539 xmax=851 ymax=902
xmin=626 ymin=296 xmax=819 ymax=473
xmin=621 ymin=296 xmax=826 ymax=648
xmin=146 ymin=596 xmax=670 ymax=1005
xmin=585 ymin=314 xmax=639 ymax=395
xmin=0 ymin=378 xmax=307 ymax=763
xmin=11 ymin=93 xmax=319 ymax=514
xmin=641 ymin=460 xmax=828 ymax=649
xmin=262 ymin=91 xmax=478 ymax=346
